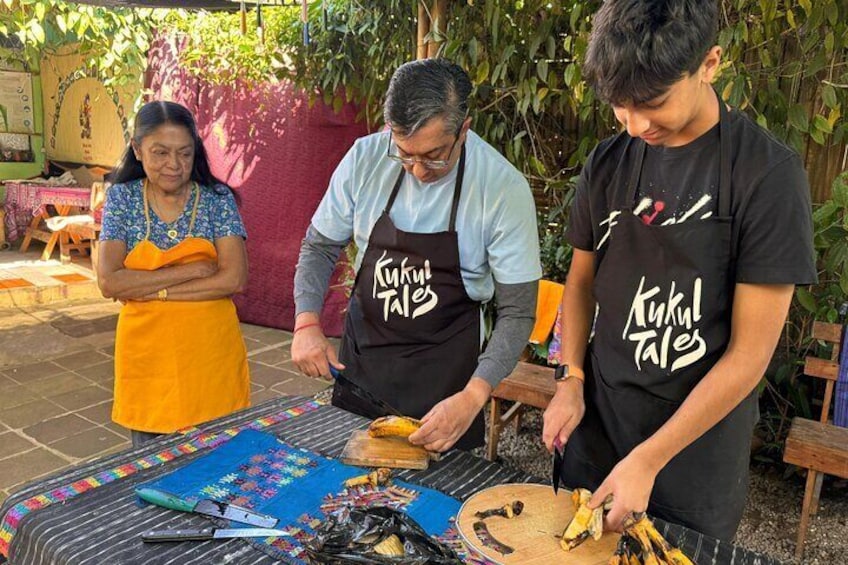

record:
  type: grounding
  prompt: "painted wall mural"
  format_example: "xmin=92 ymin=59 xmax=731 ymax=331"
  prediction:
xmin=40 ymin=45 xmax=140 ymax=167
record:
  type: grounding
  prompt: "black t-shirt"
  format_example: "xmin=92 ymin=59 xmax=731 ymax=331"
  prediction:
xmin=567 ymin=109 xmax=817 ymax=285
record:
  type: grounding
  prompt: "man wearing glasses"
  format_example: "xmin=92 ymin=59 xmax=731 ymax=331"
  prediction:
xmin=292 ymin=59 xmax=542 ymax=451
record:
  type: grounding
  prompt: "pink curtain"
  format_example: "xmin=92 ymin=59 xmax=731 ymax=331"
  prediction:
xmin=147 ymin=34 xmax=367 ymax=335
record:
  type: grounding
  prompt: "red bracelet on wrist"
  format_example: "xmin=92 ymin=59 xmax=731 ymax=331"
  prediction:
xmin=294 ymin=322 xmax=321 ymax=334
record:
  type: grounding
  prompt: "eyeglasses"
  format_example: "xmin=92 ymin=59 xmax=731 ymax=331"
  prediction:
xmin=386 ymin=130 xmax=462 ymax=170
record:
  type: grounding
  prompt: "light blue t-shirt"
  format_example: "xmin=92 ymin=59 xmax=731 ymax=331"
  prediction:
xmin=311 ymin=130 xmax=542 ymax=302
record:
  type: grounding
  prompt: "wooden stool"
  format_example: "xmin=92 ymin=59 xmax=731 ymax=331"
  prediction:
xmin=783 ymin=321 xmax=848 ymax=560
xmin=62 ymin=222 xmax=101 ymax=267
xmin=486 ymin=361 xmax=556 ymax=461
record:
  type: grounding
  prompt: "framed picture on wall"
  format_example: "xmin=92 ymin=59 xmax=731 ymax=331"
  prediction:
xmin=0 ymin=70 xmax=35 ymax=135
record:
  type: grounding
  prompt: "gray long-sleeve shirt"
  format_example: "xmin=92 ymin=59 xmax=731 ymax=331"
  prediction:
xmin=293 ymin=224 xmax=538 ymax=388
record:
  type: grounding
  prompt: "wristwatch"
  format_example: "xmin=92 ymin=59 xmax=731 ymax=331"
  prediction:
xmin=554 ymin=364 xmax=583 ymax=383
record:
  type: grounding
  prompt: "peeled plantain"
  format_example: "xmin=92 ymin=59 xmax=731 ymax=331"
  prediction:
xmin=343 ymin=467 xmax=393 ymax=488
xmin=367 ymin=415 xmax=423 ymax=438
xmin=560 ymin=488 xmax=606 ymax=550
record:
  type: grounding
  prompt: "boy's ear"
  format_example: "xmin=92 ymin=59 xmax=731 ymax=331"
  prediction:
xmin=701 ymin=46 xmax=722 ymax=83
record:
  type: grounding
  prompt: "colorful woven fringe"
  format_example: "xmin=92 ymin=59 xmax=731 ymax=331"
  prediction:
xmin=0 ymin=399 xmax=322 ymax=557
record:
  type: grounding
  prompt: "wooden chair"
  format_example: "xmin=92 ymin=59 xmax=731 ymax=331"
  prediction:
xmin=486 ymin=360 xmax=556 ymax=461
xmin=783 ymin=321 xmax=848 ymax=559
xmin=485 ymin=280 xmax=562 ymax=461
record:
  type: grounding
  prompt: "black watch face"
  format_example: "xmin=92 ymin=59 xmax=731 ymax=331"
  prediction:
xmin=554 ymin=364 xmax=568 ymax=381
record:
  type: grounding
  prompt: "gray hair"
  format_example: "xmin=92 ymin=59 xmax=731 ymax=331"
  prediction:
xmin=383 ymin=59 xmax=471 ymax=137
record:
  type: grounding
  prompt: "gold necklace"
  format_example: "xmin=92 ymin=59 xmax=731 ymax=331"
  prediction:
xmin=151 ymin=186 xmax=191 ymax=240
xmin=143 ymin=180 xmax=201 ymax=242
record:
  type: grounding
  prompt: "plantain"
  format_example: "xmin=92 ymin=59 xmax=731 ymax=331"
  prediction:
xmin=560 ymin=489 xmax=605 ymax=551
xmin=640 ymin=517 xmax=694 ymax=565
xmin=367 ymin=415 xmax=423 ymax=438
xmin=571 ymin=487 xmax=592 ymax=510
xmin=621 ymin=514 xmax=695 ymax=565
xmin=663 ymin=548 xmax=695 ymax=565
xmin=343 ymin=467 xmax=393 ymax=488
xmin=372 ymin=534 xmax=405 ymax=556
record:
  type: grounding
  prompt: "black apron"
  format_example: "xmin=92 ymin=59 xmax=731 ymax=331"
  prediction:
xmin=560 ymin=98 xmax=758 ymax=541
xmin=333 ymin=147 xmax=485 ymax=450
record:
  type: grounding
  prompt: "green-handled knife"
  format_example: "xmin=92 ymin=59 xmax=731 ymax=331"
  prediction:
xmin=142 ymin=527 xmax=293 ymax=543
xmin=135 ymin=487 xmax=279 ymax=528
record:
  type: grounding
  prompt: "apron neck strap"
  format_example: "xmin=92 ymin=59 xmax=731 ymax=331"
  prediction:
xmin=626 ymin=139 xmax=647 ymax=205
xmin=448 ymin=145 xmax=466 ymax=231
xmin=142 ymin=179 xmax=201 ymax=240
xmin=384 ymin=145 xmax=467 ymax=232
xmin=626 ymin=88 xmax=732 ymax=217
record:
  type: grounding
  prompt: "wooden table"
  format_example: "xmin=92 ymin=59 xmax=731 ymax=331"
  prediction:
xmin=0 ymin=397 xmax=780 ymax=565
xmin=16 ymin=185 xmax=92 ymax=262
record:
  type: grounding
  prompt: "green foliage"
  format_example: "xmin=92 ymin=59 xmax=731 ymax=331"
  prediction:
xmin=165 ymin=8 xmax=302 ymax=86
xmin=717 ymin=0 xmax=848 ymax=151
xmin=279 ymin=0 xmax=416 ymax=126
xmin=165 ymin=2 xmax=415 ymax=127
xmin=756 ymin=171 xmax=848 ymax=465
xmin=0 ymin=0 xmax=164 ymax=91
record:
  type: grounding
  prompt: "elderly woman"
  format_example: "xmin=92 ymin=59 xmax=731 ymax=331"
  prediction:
xmin=98 ymin=101 xmax=250 ymax=447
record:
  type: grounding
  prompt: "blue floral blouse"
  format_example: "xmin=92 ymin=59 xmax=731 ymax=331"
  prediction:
xmin=99 ymin=178 xmax=247 ymax=252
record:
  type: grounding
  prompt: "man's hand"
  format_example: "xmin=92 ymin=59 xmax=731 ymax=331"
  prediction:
xmin=408 ymin=379 xmax=490 ymax=452
xmin=542 ymin=377 xmax=585 ymax=452
xmin=588 ymin=447 xmax=659 ymax=532
xmin=291 ymin=325 xmax=344 ymax=379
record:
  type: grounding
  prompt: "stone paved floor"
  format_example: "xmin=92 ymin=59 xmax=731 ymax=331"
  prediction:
xmin=0 ymin=250 xmax=330 ymax=506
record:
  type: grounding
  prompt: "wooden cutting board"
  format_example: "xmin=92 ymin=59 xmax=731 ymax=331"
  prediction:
xmin=340 ymin=430 xmax=431 ymax=470
xmin=456 ymin=483 xmax=620 ymax=564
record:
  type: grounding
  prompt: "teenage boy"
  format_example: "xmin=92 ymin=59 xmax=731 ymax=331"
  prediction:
xmin=543 ymin=0 xmax=816 ymax=541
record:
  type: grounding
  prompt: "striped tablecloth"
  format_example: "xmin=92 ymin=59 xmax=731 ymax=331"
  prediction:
xmin=0 ymin=396 xmax=781 ymax=565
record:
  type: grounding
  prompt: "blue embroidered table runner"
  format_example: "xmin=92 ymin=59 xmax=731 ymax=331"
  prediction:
xmin=138 ymin=429 xmax=461 ymax=563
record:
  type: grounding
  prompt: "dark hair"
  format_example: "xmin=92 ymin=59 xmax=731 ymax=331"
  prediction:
xmin=583 ymin=0 xmax=718 ymax=106
xmin=383 ymin=58 xmax=471 ymax=137
xmin=109 ymin=101 xmax=227 ymax=194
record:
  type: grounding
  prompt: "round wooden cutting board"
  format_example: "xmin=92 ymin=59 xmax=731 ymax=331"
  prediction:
xmin=456 ymin=483 xmax=620 ymax=565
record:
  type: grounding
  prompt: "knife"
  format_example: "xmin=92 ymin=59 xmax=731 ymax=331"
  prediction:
xmin=142 ymin=527 xmax=293 ymax=543
xmin=552 ymin=437 xmax=564 ymax=496
xmin=329 ymin=366 xmax=404 ymax=417
xmin=136 ymin=487 xmax=279 ymax=528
